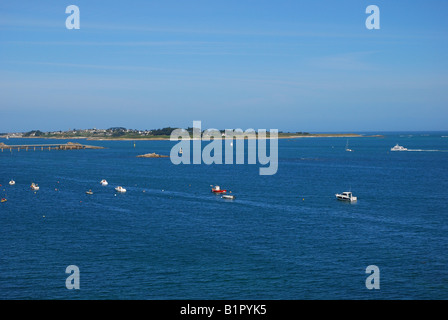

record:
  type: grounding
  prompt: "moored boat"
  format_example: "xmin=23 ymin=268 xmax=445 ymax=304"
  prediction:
xmin=30 ymin=183 xmax=39 ymax=191
xmin=335 ymin=191 xmax=357 ymax=202
xmin=211 ymin=185 xmax=227 ymax=193
xmin=222 ymin=195 xmax=235 ymax=200
xmin=345 ymin=140 xmax=353 ymax=152
xmin=9 ymin=180 xmax=15 ymax=186
xmin=1 ymin=198 xmax=7 ymax=203
xmin=100 ymin=179 xmax=108 ymax=186
xmin=115 ymin=186 xmax=126 ymax=193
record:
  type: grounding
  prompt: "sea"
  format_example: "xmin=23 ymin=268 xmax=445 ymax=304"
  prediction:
xmin=0 ymin=132 xmax=447 ymax=300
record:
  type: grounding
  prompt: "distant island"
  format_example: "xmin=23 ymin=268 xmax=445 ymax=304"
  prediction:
xmin=0 ymin=127 xmax=376 ymax=140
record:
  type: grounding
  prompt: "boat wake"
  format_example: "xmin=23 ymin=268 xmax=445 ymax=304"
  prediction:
xmin=405 ymin=149 xmax=448 ymax=152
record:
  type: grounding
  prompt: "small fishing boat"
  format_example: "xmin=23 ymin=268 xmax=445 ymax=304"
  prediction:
xmin=222 ymin=195 xmax=235 ymax=200
xmin=1 ymin=198 xmax=7 ymax=203
xmin=100 ymin=179 xmax=108 ymax=186
xmin=335 ymin=191 xmax=357 ymax=202
xmin=179 ymin=147 xmax=183 ymax=154
xmin=115 ymin=186 xmax=126 ymax=193
xmin=9 ymin=180 xmax=15 ymax=186
xmin=86 ymin=190 xmax=93 ymax=195
xmin=30 ymin=183 xmax=39 ymax=191
xmin=211 ymin=185 xmax=227 ymax=194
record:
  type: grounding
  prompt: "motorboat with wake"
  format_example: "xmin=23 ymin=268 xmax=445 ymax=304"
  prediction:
xmin=391 ymin=144 xmax=408 ymax=151
xmin=335 ymin=191 xmax=357 ymax=202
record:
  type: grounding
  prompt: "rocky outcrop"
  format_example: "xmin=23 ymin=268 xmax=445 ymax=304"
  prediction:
xmin=137 ymin=153 xmax=169 ymax=158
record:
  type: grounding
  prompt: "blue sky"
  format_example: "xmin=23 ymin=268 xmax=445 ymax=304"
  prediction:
xmin=1 ymin=0 xmax=447 ymax=132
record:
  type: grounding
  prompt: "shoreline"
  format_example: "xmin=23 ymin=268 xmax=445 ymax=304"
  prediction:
xmin=1 ymin=134 xmax=382 ymax=141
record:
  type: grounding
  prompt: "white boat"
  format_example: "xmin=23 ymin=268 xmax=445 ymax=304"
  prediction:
xmin=222 ymin=195 xmax=235 ymax=200
xmin=391 ymin=144 xmax=408 ymax=151
xmin=335 ymin=191 xmax=357 ymax=202
xmin=179 ymin=147 xmax=183 ymax=154
xmin=345 ymin=140 xmax=353 ymax=152
xmin=100 ymin=179 xmax=108 ymax=186
xmin=30 ymin=183 xmax=39 ymax=191
xmin=115 ymin=186 xmax=126 ymax=193
xmin=9 ymin=180 xmax=15 ymax=186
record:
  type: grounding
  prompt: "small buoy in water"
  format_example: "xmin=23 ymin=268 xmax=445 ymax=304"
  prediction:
xmin=303 ymin=198 xmax=304 ymax=201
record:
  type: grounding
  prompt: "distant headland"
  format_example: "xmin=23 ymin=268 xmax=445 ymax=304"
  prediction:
xmin=0 ymin=127 xmax=381 ymax=140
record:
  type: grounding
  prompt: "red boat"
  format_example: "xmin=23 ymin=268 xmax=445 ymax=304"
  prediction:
xmin=211 ymin=186 xmax=227 ymax=194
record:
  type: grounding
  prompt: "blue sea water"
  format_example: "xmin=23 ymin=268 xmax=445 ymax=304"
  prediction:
xmin=0 ymin=132 xmax=447 ymax=300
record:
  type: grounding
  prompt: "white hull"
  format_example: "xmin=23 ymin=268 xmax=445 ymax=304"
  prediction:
xmin=391 ymin=144 xmax=408 ymax=151
xmin=115 ymin=187 xmax=126 ymax=193
xmin=335 ymin=192 xmax=357 ymax=202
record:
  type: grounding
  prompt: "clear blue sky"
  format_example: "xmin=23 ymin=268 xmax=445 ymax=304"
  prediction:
xmin=1 ymin=0 xmax=447 ymax=132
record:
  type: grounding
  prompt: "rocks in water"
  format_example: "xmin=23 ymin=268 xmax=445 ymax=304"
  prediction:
xmin=137 ymin=153 xmax=169 ymax=158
